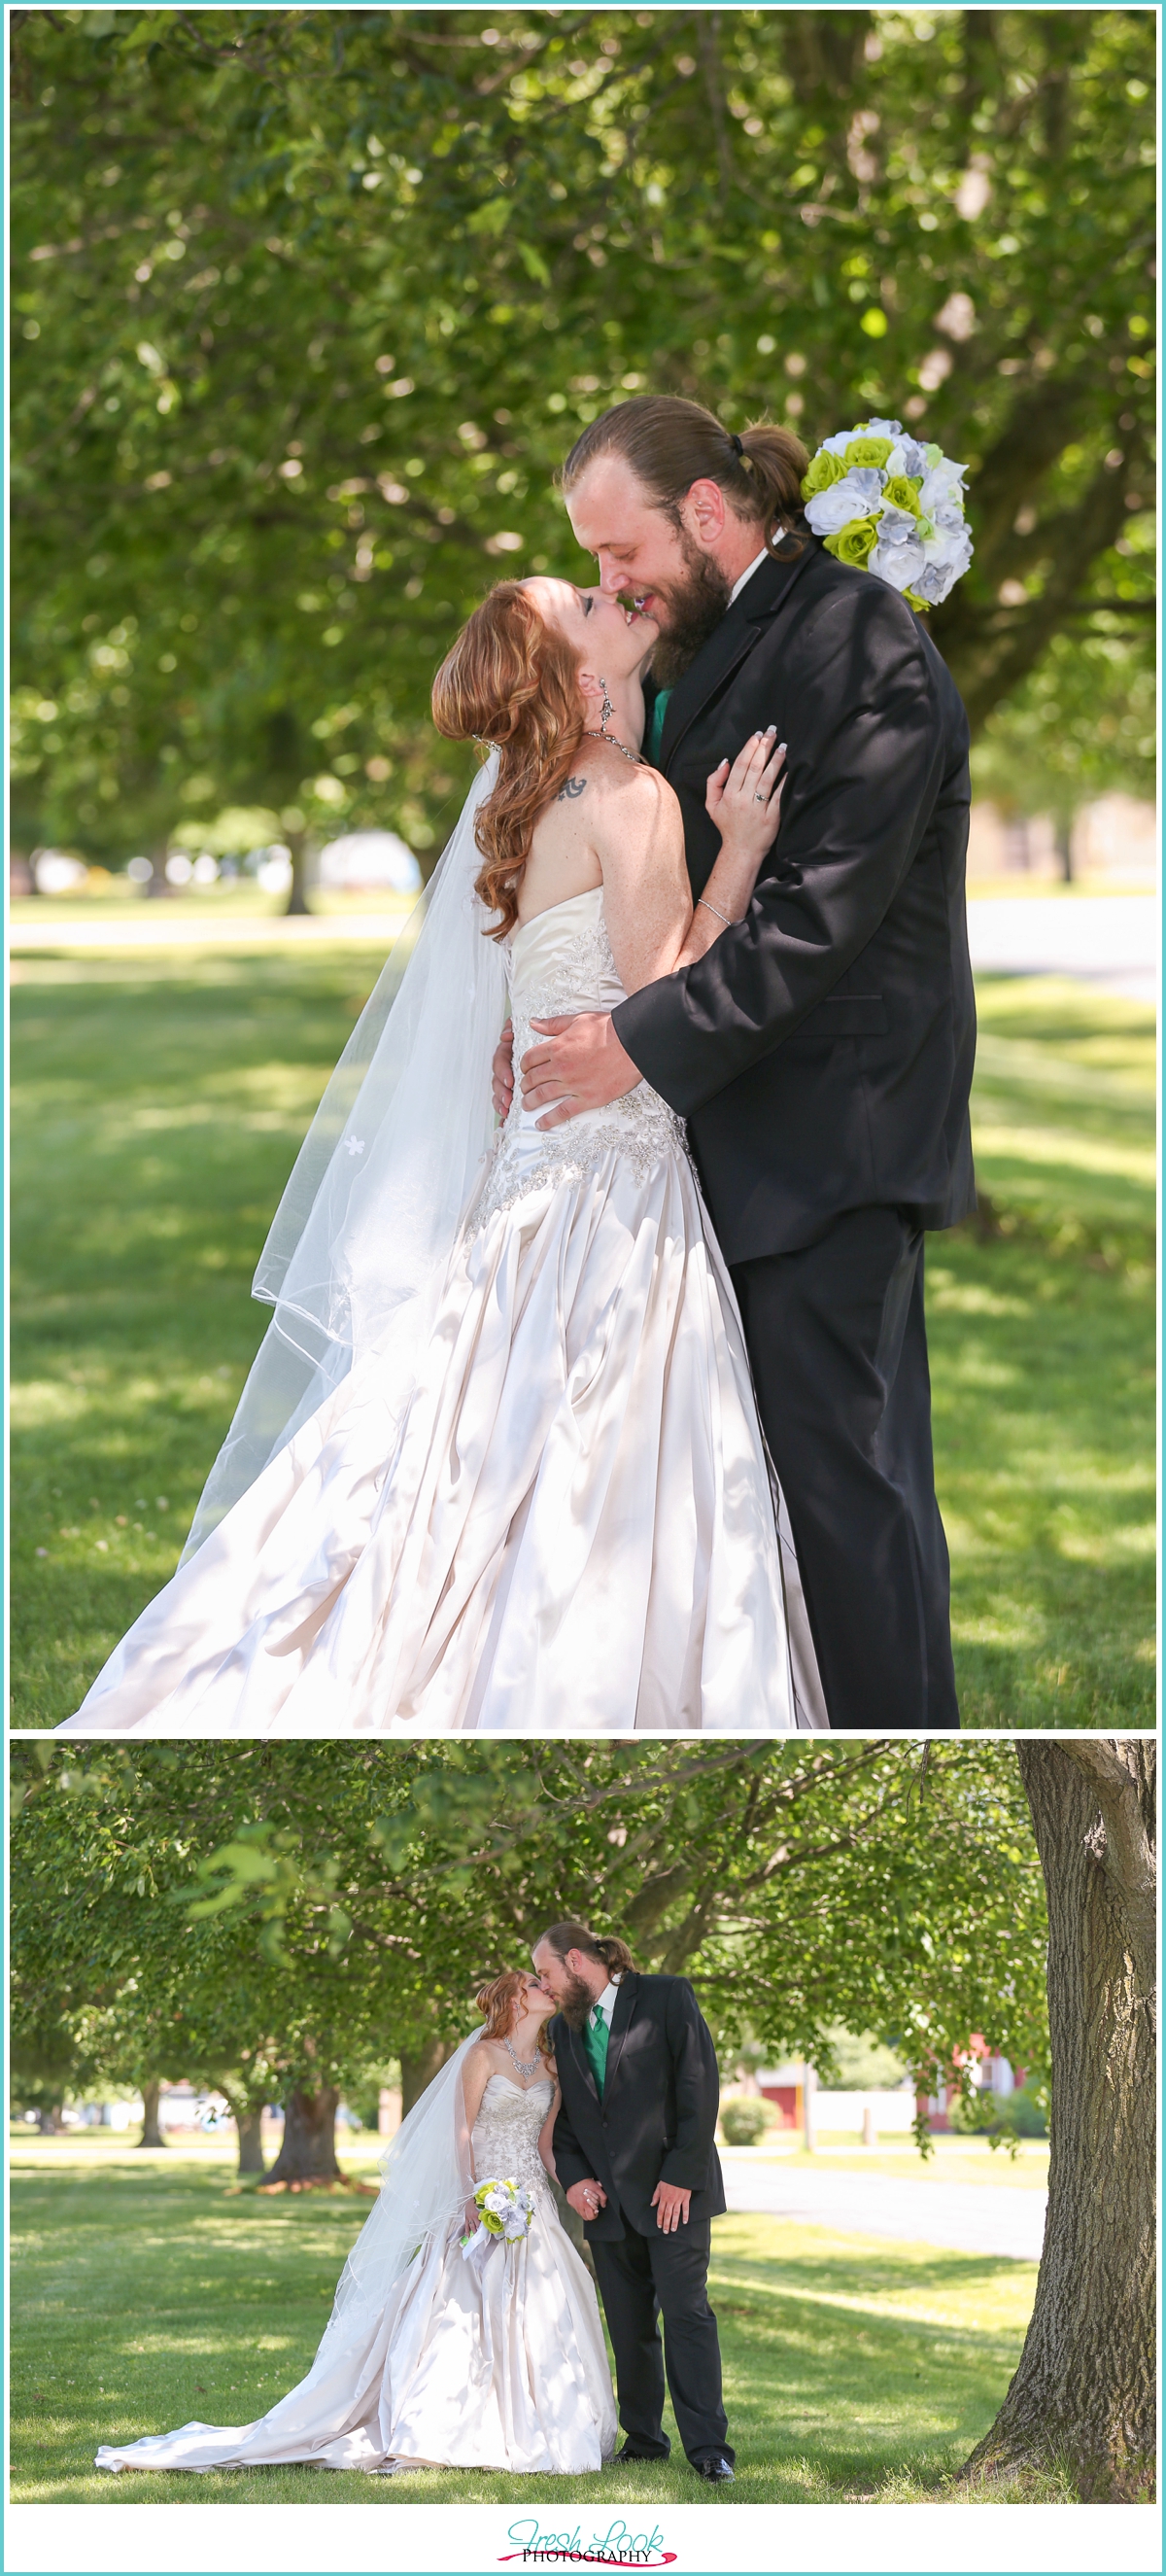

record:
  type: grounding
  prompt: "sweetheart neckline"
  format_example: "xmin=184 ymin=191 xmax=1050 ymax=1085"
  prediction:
xmin=480 ymin=2072 xmax=555 ymax=2098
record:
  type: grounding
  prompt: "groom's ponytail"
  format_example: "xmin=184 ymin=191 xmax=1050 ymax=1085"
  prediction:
xmin=539 ymin=1920 xmax=637 ymax=1977
xmin=560 ymin=396 xmax=809 ymax=559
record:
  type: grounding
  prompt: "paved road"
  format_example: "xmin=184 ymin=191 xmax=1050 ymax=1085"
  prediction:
xmin=720 ymin=2155 xmax=1046 ymax=2261
xmin=967 ymin=893 xmax=1157 ymax=1004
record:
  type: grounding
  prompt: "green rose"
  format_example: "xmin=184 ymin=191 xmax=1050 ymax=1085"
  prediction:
xmin=823 ymin=516 xmax=878 ymax=569
xmin=883 ymin=475 xmax=922 ymax=515
xmin=924 ymin=442 xmax=943 ymax=468
xmin=843 ymin=435 xmax=894 ymax=471
xmin=801 ymin=449 xmax=848 ymax=500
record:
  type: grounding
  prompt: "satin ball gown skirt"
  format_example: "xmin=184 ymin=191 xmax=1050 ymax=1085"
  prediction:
xmin=61 ymin=890 xmax=825 ymax=1734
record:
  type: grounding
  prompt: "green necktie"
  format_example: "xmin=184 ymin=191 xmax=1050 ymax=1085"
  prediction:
xmin=582 ymin=2003 xmax=609 ymax=2095
xmin=643 ymin=686 xmax=672 ymax=768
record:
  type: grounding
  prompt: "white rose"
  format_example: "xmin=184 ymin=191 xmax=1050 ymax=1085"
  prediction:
xmin=918 ymin=461 xmax=967 ymax=513
xmin=923 ymin=521 xmax=974 ymax=574
xmin=862 ymin=415 xmax=903 ymax=437
xmin=804 ymin=468 xmax=885 ymax=535
xmin=820 ymin=429 xmax=858 ymax=457
xmin=870 ymin=531 xmax=927 ymax=592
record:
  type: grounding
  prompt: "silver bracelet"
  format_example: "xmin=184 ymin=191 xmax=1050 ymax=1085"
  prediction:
xmin=697 ymin=895 xmax=736 ymax=928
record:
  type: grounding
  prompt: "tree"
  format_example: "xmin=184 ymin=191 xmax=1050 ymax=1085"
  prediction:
xmin=11 ymin=1737 xmax=1050 ymax=2173
xmin=966 ymin=1738 xmax=1155 ymax=2501
xmin=11 ymin=8 xmax=1154 ymax=878
xmin=970 ymin=619 xmax=1155 ymax=875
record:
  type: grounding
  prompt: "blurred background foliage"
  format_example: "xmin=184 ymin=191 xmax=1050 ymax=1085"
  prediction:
xmin=11 ymin=5 xmax=1155 ymax=889
xmin=10 ymin=1737 xmax=1048 ymax=2162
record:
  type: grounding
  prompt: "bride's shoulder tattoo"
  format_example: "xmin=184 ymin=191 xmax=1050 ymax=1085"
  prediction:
xmin=557 ymin=775 xmax=588 ymax=802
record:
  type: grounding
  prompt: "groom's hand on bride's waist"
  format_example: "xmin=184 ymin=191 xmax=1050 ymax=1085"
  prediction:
xmin=651 ymin=2181 xmax=692 ymax=2233
xmin=520 ymin=1015 xmax=639 ymax=1129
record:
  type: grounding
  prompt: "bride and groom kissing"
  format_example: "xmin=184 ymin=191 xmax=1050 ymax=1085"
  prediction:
xmin=95 ymin=1921 xmax=735 ymax=2484
xmin=64 ymin=390 xmax=976 ymax=1738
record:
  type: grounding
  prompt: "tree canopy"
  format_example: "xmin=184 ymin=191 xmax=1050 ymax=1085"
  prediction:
xmin=12 ymin=6 xmax=1155 ymax=870
xmin=10 ymin=1738 xmax=1049 ymax=2144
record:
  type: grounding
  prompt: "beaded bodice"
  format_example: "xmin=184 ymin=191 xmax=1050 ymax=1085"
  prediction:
xmin=471 ymin=2074 xmax=556 ymax=2195
xmin=465 ymin=888 xmax=688 ymax=1240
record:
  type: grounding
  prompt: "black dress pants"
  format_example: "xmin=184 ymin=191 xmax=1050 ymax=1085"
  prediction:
xmin=733 ymin=1206 xmax=960 ymax=1731
xmin=591 ymin=2216 xmax=732 ymax=2466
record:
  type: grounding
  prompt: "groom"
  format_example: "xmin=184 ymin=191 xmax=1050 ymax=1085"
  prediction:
xmin=504 ymin=395 xmax=976 ymax=1731
xmin=532 ymin=1918 xmax=735 ymax=2485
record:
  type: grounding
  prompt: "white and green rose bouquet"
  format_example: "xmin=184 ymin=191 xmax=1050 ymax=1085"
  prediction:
xmin=461 ymin=2176 xmax=535 ymax=2266
xmin=801 ymin=417 xmax=973 ymax=609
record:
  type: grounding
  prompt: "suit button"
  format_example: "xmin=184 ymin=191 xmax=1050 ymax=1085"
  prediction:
xmin=601 ymin=2115 xmax=608 ymax=2126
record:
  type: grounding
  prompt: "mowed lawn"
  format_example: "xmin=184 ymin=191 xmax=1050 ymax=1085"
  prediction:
xmin=10 ymin=945 xmax=1155 ymax=1727
xmin=10 ymin=2138 xmax=1045 ymax=2507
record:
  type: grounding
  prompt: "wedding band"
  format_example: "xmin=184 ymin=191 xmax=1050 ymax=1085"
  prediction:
xmin=754 ymin=793 xmax=765 ymax=802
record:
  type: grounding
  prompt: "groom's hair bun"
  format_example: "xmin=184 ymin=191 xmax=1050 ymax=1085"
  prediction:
xmin=560 ymin=396 xmax=809 ymax=560
xmin=538 ymin=1920 xmax=637 ymax=1977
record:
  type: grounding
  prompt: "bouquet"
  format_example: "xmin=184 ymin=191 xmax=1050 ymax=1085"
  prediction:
xmin=461 ymin=2176 xmax=535 ymax=2262
xmin=801 ymin=416 xmax=973 ymax=610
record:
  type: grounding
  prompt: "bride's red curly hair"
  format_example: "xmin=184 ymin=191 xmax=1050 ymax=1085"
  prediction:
xmin=476 ymin=1968 xmax=555 ymax=2059
xmin=431 ymin=581 xmax=586 ymax=939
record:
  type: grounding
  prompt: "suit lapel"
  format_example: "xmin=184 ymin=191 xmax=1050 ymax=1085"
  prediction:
xmin=602 ymin=1972 xmax=638 ymax=2099
xmin=659 ymin=544 xmax=816 ymax=773
xmin=565 ymin=2015 xmax=600 ymax=2106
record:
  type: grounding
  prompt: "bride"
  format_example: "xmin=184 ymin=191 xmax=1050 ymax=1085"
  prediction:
xmin=60 ymin=574 xmax=825 ymax=1734
xmin=94 ymin=1970 xmax=618 ymax=2478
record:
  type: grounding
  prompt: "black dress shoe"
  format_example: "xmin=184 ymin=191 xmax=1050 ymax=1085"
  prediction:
xmin=615 ymin=2441 xmax=669 ymax=2463
xmin=694 ymin=2455 xmax=736 ymax=2483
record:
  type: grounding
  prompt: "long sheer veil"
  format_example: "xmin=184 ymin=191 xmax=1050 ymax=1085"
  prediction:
xmin=324 ymin=2032 xmax=479 ymax=2339
xmin=182 ymin=757 xmax=507 ymax=1561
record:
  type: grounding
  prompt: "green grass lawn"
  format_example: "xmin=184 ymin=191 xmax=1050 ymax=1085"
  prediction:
xmin=10 ymin=2139 xmax=1046 ymax=2507
xmin=9 ymin=950 xmax=1154 ymax=1727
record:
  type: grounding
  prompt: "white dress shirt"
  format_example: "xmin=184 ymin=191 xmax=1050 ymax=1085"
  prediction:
xmin=728 ymin=546 xmax=770 ymax=607
xmin=590 ymin=1973 xmax=623 ymax=2030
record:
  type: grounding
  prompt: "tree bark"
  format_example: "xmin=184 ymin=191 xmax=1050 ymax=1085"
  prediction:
xmin=234 ymin=2106 xmax=267 ymax=2177
xmin=399 ymin=2036 xmax=459 ymax=2119
xmin=262 ymin=2086 xmax=342 ymax=2184
xmin=283 ymin=828 xmax=312 ymax=918
xmin=1054 ymin=818 xmax=1074 ymax=884
xmin=963 ymin=1740 xmax=1155 ymax=2499
xmin=137 ymin=2077 xmax=166 ymax=2148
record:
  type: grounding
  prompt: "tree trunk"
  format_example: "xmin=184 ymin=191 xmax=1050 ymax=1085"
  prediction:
xmin=137 ymin=2077 xmax=166 ymax=2148
xmin=399 ymin=2036 xmax=458 ymax=2119
xmin=963 ymin=1740 xmax=1155 ymax=2499
xmin=1054 ymin=817 xmax=1074 ymax=883
xmin=283 ymin=828 xmax=311 ymax=918
xmin=262 ymin=2085 xmax=341 ymax=2184
xmin=235 ymin=2106 xmax=267 ymax=2177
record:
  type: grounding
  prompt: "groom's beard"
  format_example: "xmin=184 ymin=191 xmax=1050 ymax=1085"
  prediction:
xmin=555 ymin=1971 xmax=599 ymax=2032
xmin=645 ymin=540 xmax=734 ymax=688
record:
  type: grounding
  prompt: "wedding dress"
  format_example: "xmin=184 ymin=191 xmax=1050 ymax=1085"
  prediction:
xmin=61 ymin=881 xmax=825 ymax=1734
xmin=95 ymin=2074 xmax=617 ymax=2477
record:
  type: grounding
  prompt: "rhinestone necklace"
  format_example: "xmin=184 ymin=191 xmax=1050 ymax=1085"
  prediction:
xmin=583 ymin=728 xmax=642 ymax=767
xmin=501 ymin=2033 xmax=544 ymax=2079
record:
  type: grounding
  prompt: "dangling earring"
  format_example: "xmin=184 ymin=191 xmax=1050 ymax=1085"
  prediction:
xmin=598 ymin=679 xmax=614 ymax=737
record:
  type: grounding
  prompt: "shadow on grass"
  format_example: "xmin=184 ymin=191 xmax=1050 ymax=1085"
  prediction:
xmin=11 ymin=2156 xmax=1039 ymax=2507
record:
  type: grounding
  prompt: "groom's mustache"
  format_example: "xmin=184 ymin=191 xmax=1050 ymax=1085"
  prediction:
xmin=643 ymin=548 xmax=734 ymax=689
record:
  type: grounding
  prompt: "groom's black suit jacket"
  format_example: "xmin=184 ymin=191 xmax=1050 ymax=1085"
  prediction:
xmin=613 ymin=539 xmax=977 ymax=1265
xmin=550 ymin=1971 xmax=726 ymax=2243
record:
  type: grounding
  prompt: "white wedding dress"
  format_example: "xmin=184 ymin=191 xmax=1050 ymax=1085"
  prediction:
xmin=61 ymin=887 xmax=824 ymax=1734
xmin=95 ymin=2075 xmax=617 ymax=2477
